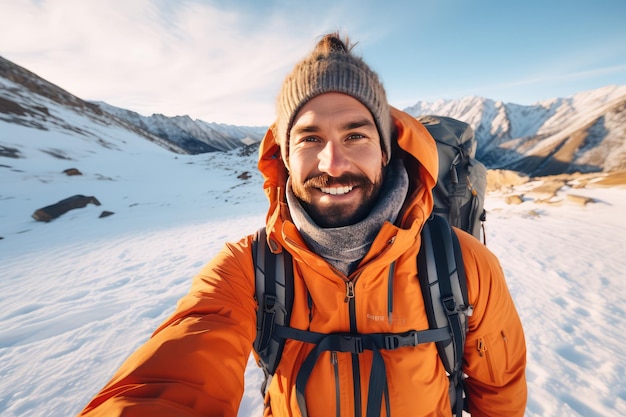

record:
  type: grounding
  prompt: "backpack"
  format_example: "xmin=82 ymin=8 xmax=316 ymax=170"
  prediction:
xmin=252 ymin=216 xmax=472 ymax=417
xmin=417 ymin=115 xmax=488 ymax=243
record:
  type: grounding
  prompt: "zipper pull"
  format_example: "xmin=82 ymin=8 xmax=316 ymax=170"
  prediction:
xmin=344 ymin=281 xmax=355 ymax=303
xmin=477 ymin=338 xmax=487 ymax=357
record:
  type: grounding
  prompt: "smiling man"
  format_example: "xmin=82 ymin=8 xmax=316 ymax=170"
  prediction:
xmin=288 ymin=93 xmax=385 ymax=227
xmin=78 ymin=33 xmax=527 ymax=417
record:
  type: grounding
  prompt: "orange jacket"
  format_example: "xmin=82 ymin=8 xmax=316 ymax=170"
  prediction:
xmin=78 ymin=109 xmax=526 ymax=417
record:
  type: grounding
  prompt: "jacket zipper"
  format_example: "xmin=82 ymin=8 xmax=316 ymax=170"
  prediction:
xmin=345 ymin=281 xmax=355 ymax=303
xmin=346 ymin=277 xmax=361 ymax=417
xmin=501 ymin=330 xmax=509 ymax=369
xmin=477 ymin=337 xmax=495 ymax=382
xmin=331 ymin=352 xmax=341 ymax=417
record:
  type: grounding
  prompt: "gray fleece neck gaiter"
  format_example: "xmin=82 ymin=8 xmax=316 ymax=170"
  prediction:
xmin=286 ymin=158 xmax=409 ymax=275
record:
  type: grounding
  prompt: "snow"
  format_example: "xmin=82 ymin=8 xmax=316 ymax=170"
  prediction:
xmin=1 ymin=119 xmax=626 ymax=417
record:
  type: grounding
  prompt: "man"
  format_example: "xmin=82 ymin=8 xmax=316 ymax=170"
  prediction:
xmin=78 ymin=33 xmax=527 ymax=417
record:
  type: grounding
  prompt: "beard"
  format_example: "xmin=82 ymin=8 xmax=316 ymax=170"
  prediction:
xmin=291 ymin=171 xmax=384 ymax=228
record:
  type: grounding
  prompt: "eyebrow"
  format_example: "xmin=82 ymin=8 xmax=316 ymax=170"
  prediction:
xmin=291 ymin=117 xmax=376 ymax=136
xmin=341 ymin=118 xmax=376 ymax=131
xmin=291 ymin=125 xmax=321 ymax=135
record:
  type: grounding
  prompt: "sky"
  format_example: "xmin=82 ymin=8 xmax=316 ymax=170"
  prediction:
xmin=1 ymin=100 xmax=626 ymax=416
xmin=1 ymin=0 xmax=626 ymax=126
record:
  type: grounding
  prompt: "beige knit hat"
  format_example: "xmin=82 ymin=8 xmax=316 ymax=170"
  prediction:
xmin=275 ymin=33 xmax=392 ymax=166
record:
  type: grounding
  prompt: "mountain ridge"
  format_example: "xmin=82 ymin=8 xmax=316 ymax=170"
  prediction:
xmin=403 ymin=85 xmax=626 ymax=175
xmin=1 ymin=54 xmax=625 ymax=176
xmin=0 ymin=56 xmax=265 ymax=155
xmin=92 ymin=101 xmax=266 ymax=153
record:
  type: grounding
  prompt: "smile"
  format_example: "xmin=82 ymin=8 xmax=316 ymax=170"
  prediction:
xmin=320 ymin=186 xmax=354 ymax=195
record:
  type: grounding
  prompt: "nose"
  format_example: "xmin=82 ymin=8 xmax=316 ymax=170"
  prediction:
xmin=318 ymin=140 xmax=350 ymax=177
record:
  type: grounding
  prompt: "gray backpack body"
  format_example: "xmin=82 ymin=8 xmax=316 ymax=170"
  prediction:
xmin=417 ymin=115 xmax=488 ymax=242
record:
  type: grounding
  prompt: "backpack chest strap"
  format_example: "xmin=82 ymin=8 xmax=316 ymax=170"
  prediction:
xmin=273 ymin=324 xmax=451 ymax=352
xmin=273 ymin=325 xmax=451 ymax=417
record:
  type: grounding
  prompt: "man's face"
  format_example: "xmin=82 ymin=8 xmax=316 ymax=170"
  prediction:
xmin=288 ymin=92 xmax=386 ymax=228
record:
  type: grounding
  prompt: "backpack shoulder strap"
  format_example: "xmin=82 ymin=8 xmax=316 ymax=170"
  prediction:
xmin=252 ymin=227 xmax=294 ymax=395
xmin=418 ymin=215 xmax=472 ymax=416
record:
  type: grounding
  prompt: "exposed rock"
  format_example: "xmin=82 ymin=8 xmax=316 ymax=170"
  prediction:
xmin=0 ymin=145 xmax=21 ymax=158
xmin=237 ymin=171 xmax=251 ymax=180
xmin=524 ymin=180 xmax=567 ymax=200
xmin=487 ymin=169 xmax=529 ymax=191
xmin=63 ymin=168 xmax=82 ymax=176
xmin=566 ymin=194 xmax=595 ymax=206
xmin=32 ymin=195 xmax=101 ymax=222
xmin=505 ymin=195 xmax=524 ymax=205
xmin=586 ymin=170 xmax=626 ymax=187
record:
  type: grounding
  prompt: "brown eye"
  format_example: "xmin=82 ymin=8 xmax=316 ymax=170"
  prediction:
xmin=347 ymin=133 xmax=365 ymax=140
xmin=298 ymin=136 xmax=322 ymax=145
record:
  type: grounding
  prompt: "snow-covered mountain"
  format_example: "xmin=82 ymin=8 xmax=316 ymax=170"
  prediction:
xmin=93 ymin=101 xmax=266 ymax=153
xmin=404 ymin=85 xmax=626 ymax=176
xmin=2 ymin=54 xmax=625 ymax=176
xmin=0 ymin=56 xmax=265 ymax=155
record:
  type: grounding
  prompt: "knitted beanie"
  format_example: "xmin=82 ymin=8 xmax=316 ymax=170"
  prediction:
xmin=275 ymin=33 xmax=392 ymax=165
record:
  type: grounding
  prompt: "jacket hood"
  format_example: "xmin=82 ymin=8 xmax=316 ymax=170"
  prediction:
xmin=257 ymin=107 xmax=438 ymax=250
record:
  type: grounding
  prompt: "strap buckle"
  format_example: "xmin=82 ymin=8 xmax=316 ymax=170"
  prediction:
xmin=336 ymin=335 xmax=364 ymax=354
xmin=441 ymin=296 xmax=458 ymax=315
xmin=263 ymin=294 xmax=277 ymax=312
xmin=384 ymin=331 xmax=418 ymax=350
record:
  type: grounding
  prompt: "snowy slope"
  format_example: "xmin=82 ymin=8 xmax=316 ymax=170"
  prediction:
xmin=2 ymin=114 xmax=626 ymax=417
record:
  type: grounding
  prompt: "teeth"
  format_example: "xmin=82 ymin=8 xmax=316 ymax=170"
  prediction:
xmin=320 ymin=186 xmax=353 ymax=195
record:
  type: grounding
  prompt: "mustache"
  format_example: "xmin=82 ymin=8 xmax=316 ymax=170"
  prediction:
xmin=303 ymin=173 xmax=372 ymax=188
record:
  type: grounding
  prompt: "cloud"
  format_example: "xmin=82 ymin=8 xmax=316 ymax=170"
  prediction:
xmin=0 ymin=0 xmax=352 ymax=125
xmin=5 ymin=1 xmax=623 ymax=122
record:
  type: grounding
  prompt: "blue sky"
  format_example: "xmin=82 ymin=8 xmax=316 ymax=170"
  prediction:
xmin=1 ymin=0 xmax=625 ymax=125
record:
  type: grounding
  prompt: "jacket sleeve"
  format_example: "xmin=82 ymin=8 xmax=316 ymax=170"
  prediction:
xmin=458 ymin=231 xmax=527 ymax=417
xmin=77 ymin=236 xmax=258 ymax=417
